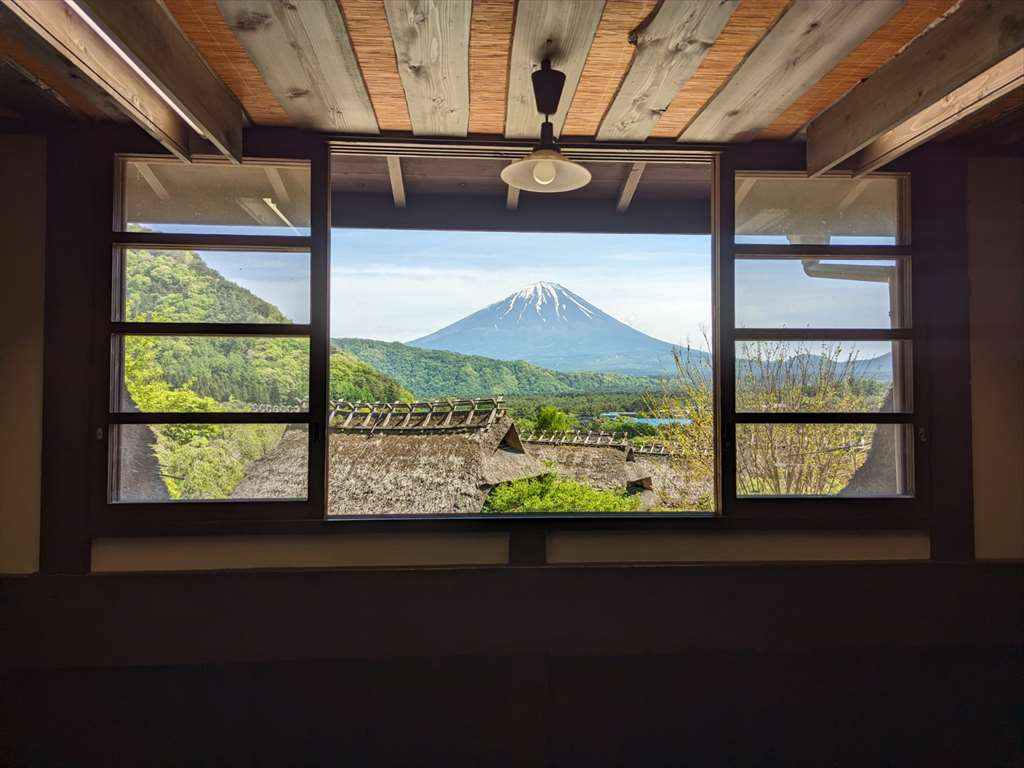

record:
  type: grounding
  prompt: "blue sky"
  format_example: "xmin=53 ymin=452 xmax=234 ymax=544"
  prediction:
xmin=145 ymin=223 xmax=894 ymax=348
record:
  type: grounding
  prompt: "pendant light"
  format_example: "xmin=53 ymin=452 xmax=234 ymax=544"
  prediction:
xmin=501 ymin=60 xmax=592 ymax=194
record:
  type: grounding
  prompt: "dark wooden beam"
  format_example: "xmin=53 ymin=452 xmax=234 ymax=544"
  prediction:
xmin=597 ymin=1 xmax=737 ymax=141
xmin=72 ymin=0 xmax=246 ymax=162
xmin=332 ymin=191 xmax=710 ymax=235
xmin=384 ymin=0 xmax=471 ymax=137
xmin=218 ymin=0 xmax=378 ymax=134
xmin=504 ymin=0 xmax=605 ymax=140
xmin=2 ymin=0 xmax=191 ymax=159
xmin=680 ymin=0 xmax=904 ymax=143
xmin=851 ymin=51 xmax=1024 ymax=176
xmin=807 ymin=0 xmax=1024 ymax=176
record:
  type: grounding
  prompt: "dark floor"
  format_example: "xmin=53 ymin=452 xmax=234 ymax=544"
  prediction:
xmin=2 ymin=649 xmax=1021 ymax=767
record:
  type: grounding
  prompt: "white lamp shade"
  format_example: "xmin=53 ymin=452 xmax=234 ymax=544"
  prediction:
xmin=501 ymin=149 xmax=592 ymax=193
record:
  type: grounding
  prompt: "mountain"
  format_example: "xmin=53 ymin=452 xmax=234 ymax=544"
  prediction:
xmin=125 ymin=247 xmax=410 ymax=404
xmin=408 ymin=282 xmax=697 ymax=376
xmin=332 ymin=338 xmax=660 ymax=399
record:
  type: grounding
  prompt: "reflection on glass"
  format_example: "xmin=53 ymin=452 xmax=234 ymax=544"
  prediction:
xmin=117 ymin=335 xmax=309 ymax=412
xmin=735 ymin=175 xmax=899 ymax=244
xmin=113 ymin=424 xmax=307 ymax=502
xmin=736 ymin=423 xmax=912 ymax=497
xmin=736 ymin=259 xmax=905 ymax=329
xmin=735 ymin=340 xmax=911 ymax=413
xmin=123 ymin=159 xmax=310 ymax=235
xmin=121 ymin=247 xmax=310 ymax=324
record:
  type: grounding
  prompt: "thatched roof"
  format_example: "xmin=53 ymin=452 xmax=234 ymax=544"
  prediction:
xmin=525 ymin=443 xmax=651 ymax=493
xmin=232 ymin=427 xmax=308 ymax=500
xmin=233 ymin=401 xmax=544 ymax=514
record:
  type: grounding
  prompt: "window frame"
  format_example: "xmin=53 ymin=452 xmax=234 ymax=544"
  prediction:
xmin=94 ymin=140 xmax=331 ymax=531
xmin=719 ymin=161 xmax=926 ymax=523
xmin=88 ymin=136 xmax=929 ymax=539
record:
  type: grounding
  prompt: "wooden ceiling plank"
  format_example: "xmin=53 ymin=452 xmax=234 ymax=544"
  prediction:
xmin=851 ymin=50 xmax=1024 ymax=177
xmin=162 ymin=0 xmax=290 ymax=126
xmin=468 ymin=0 xmax=513 ymax=135
xmin=217 ymin=0 xmax=378 ymax=133
xmin=759 ymin=0 xmax=955 ymax=141
xmin=807 ymin=0 xmax=1024 ymax=176
xmin=384 ymin=0 xmax=471 ymax=137
xmin=386 ymin=155 xmax=406 ymax=208
xmin=616 ymin=161 xmax=645 ymax=212
xmin=679 ymin=0 xmax=905 ymax=144
xmin=505 ymin=0 xmax=606 ymax=140
xmin=597 ymin=0 xmax=738 ymax=142
xmin=2 ymin=0 xmax=190 ymax=159
xmin=72 ymin=0 xmax=245 ymax=162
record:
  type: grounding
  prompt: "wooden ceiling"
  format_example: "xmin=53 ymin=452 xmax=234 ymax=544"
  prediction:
xmin=164 ymin=0 xmax=958 ymax=143
xmin=1 ymin=0 xmax=1021 ymax=175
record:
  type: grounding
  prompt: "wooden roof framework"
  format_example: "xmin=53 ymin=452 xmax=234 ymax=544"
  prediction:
xmin=1 ymin=0 xmax=1021 ymax=179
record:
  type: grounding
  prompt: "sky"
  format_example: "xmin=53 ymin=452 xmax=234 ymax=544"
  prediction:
xmin=144 ymin=223 xmax=895 ymax=350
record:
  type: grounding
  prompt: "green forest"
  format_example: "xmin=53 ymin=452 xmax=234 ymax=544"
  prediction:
xmin=122 ymin=247 xmax=409 ymax=499
xmin=333 ymin=337 xmax=658 ymax=398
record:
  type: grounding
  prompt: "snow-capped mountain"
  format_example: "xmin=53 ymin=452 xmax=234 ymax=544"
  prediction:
xmin=408 ymin=282 xmax=689 ymax=375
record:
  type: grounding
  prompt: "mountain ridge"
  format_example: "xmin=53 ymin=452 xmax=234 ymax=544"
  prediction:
xmin=409 ymin=281 xmax=697 ymax=376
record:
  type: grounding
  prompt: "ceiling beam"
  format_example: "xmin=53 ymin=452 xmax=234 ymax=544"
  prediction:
xmin=218 ymin=0 xmax=378 ymax=134
xmin=679 ymin=0 xmax=904 ymax=143
xmin=384 ymin=0 xmax=471 ymax=137
xmin=386 ymin=156 xmax=406 ymax=208
xmin=506 ymin=184 xmax=519 ymax=211
xmin=809 ymin=1 xmax=1024 ymax=176
xmin=73 ymin=0 xmax=246 ymax=162
xmin=504 ymin=0 xmax=605 ymax=140
xmin=616 ymin=162 xmax=645 ymax=213
xmin=1 ymin=0 xmax=190 ymax=159
xmin=852 ymin=55 xmax=1023 ymax=176
xmin=597 ymin=1 xmax=737 ymax=142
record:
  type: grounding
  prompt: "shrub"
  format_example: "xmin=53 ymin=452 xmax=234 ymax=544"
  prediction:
xmin=484 ymin=473 xmax=640 ymax=513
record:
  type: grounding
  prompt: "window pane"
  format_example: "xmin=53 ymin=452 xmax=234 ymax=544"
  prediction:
xmin=116 ymin=335 xmax=309 ymax=412
xmin=736 ymin=341 xmax=912 ymax=413
xmin=325 ymin=224 xmax=715 ymax=514
xmin=112 ymin=424 xmax=307 ymax=501
xmin=121 ymin=247 xmax=310 ymax=324
xmin=122 ymin=159 xmax=310 ymax=235
xmin=736 ymin=423 xmax=913 ymax=497
xmin=735 ymin=259 xmax=907 ymax=329
xmin=735 ymin=176 xmax=899 ymax=244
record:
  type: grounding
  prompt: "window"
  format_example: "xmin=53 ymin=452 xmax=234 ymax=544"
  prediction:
xmin=100 ymin=149 xmax=919 ymax=528
xmin=729 ymin=172 xmax=914 ymax=499
xmin=108 ymin=156 xmax=322 ymax=515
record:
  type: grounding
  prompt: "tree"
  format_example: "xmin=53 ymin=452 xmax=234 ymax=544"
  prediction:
xmin=534 ymin=404 xmax=576 ymax=432
xmin=650 ymin=339 xmax=886 ymax=502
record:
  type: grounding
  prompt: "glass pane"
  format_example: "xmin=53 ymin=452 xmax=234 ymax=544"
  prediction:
xmin=123 ymin=159 xmax=310 ymax=235
xmin=121 ymin=247 xmax=310 ymax=324
xmin=117 ymin=335 xmax=309 ymax=412
xmin=736 ymin=341 xmax=912 ymax=413
xmin=735 ymin=259 xmax=907 ymax=329
xmin=113 ymin=424 xmax=307 ymax=501
xmin=735 ymin=175 xmax=899 ymax=244
xmin=328 ymin=226 xmax=716 ymax=514
xmin=736 ymin=423 xmax=913 ymax=497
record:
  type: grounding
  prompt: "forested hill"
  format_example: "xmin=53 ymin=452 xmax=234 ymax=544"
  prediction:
xmin=332 ymin=338 xmax=660 ymax=399
xmin=125 ymin=248 xmax=410 ymax=405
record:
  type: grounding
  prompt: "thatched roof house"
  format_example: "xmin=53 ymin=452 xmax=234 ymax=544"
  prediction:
xmin=520 ymin=431 xmax=666 ymax=506
xmin=234 ymin=399 xmax=545 ymax=515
